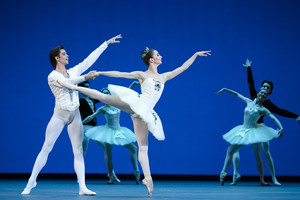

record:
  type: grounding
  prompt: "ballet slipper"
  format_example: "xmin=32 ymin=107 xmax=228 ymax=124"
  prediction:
xmin=142 ymin=177 xmax=153 ymax=197
xmin=132 ymin=170 xmax=140 ymax=184
xmin=230 ymin=173 xmax=242 ymax=185
xmin=79 ymin=187 xmax=96 ymax=196
xmin=21 ymin=181 xmax=37 ymax=195
xmin=219 ymin=171 xmax=227 ymax=186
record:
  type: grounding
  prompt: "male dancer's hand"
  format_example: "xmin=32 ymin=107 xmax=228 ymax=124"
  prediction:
xmin=84 ymin=70 xmax=97 ymax=80
xmin=296 ymin=116 xmax=300 ymax=124
xmin=195 ymin=50 xmax=211 ymax=57
xmin=243 ymin=58 xmax=252 ymax=67
xmin=107 ymin=34 xmax=122 ymax=45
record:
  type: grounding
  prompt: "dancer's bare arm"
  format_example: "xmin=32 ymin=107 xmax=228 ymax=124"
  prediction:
xmin=96 ymin=70 xmax=146 ymax=81
xmin=217 ymin=88 xmax=251 ymax=104
xmin=162 ymin=51 xmax=211 ymax=82
xmin=82 ymin=106 xmax=105 ymax=124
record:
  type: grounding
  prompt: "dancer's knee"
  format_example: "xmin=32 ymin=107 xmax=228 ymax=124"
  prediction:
xmin=131 ymin=145 xmax=138 ymax=154
xmin=41 ymin=142 xmax=55 ymax=154
xmin=138 ymin=146 xmax=148 ymax=161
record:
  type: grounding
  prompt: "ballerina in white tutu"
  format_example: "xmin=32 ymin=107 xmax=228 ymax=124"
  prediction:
xmin=58 ymin=47 xmax=211 ymax=197
xmin=82 ymin=83 xmax=140 ymax=184
xmin=217 ymin=88 xmax=283 ymax=186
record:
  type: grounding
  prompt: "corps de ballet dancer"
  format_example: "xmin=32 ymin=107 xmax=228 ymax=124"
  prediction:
xmin=217 ymin=88 xmax=283 ymax=186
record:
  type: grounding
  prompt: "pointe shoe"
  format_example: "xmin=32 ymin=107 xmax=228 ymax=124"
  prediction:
xmin=220 ymin=172 xmax=227 ymax=186
xmin=260 ymin=181 xmax=270 ymax=186
xmin=273 ymin=180 xmax=281 ymax=186
xmin=107 ymin=172 xmax=121 ymax=184
xmin=272 ymin=178 xmax=281 ymax=186
xmin=230 ymin=174 xmax=241 ymax=185
xmin=142 ymin=178 xmax=153 ymax=197
xmin=132 ymin=170 xmax=140 ymax=184
xmin=21 ymin=181 xmax=37 ymax=195
xmin=79 ymin=187 xmax=96 ymax=196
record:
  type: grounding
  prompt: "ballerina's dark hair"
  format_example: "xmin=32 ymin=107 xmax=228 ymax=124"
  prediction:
xmin=141 ymin=47 xmax=155 ymax=66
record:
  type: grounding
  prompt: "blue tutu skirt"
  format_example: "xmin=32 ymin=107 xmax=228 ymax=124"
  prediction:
xmin=108 ymin=84 xmax=165 ymax=141
xmin=85 ymin=125 xmax=136 ymax=145
xmin=223 ymin=124 xmax=278 ymax=145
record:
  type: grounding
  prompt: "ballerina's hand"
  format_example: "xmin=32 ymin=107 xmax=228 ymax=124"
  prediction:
xmin=94 ymin=71 xmax=101 ymax=77
xmin=243 ymin=58 xmax=252 ymax=67
xmin=216 ymin=88 xmax=225 ymax=95
xmin=107 ymin=34 xmax=122 ymax=44
xmin=196 ymin=50 xmax=211 ymax=57
xmin=57 ymin=80 xmax=76 ymax=90
xmin=84 ymin=70 xmax=97 ymax=80
xmin=277 ymin=129 xmax=284 ymax=138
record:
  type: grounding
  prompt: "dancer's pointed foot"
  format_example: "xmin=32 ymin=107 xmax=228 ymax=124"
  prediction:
xmin=79 ymin=187 xmax=96 ymax=196
xmin=142 ymin=177 xmax=153 ymax=197
xmin=273 ymin=179 xmax=281 ymax=186
xmin=21 ymin=181 xmax=37 ymax=195
xmin=132 ymin=170 xmax=140 ymax=184
xmin=57 ymin=80 xmax=76 ymax=90
xmin=107 ymin=172 xmax=121 ymax=184
xmin=220 ymin=171 xmax=227 ymax=185
xmin=260 ymin=181 xmax=270 ymax=186
xmin=230 ymin=173 xmax=241 ymax=185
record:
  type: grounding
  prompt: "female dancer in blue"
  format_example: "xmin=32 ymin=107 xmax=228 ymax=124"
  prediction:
xmin=58 ymin=47 xmax=211 ymax=197
xmin=217 ymin=88 xmax=283 ymax=186
xmin=82 ymin=83 xmax=140 ymax=184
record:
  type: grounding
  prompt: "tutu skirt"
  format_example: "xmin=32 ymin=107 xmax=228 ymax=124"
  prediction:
xmin=85 ymin=125 xmax=136 ymax=145
xmin=223 ymin=124 xmax=278 ymax=145
xmin=108 ymin=84 xmax=165 ymax=140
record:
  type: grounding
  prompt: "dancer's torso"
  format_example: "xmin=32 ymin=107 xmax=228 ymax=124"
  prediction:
xmin=140 ymin=77 xmax=164 ymax=109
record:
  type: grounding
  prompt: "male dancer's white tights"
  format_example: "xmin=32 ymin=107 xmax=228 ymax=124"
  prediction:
xmin=22 ymin=107 xmax=92 ymax=194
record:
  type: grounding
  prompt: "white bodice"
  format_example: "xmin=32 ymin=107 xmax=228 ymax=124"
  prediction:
xmin=140 ymin=78 xmax=164 ymax=109
xmin=243 ymin=102 xmax=261 ymax=129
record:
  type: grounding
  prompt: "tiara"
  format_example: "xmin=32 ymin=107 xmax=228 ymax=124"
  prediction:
xmin=141 ymin=47 xmax=150 ymax=58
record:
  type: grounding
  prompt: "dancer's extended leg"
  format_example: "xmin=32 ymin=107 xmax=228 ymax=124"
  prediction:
xmin=252 ymin=143 xmax=269 ymax=186
xmin=58 ymin=81 xmax=134 ymax=114
xmin=22 ymin=109 xmax=66 ymax=195
xmin=261 ymin=142 xmax=280 ymax=186
xmin=131 ymin=116 xmax=153 ymax=197
xmin=67 ymin=110 xmax=95 ymax=195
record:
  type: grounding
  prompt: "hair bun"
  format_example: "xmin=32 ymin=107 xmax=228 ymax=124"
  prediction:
xmin=141 ymin=47 xmax=150 ymax=58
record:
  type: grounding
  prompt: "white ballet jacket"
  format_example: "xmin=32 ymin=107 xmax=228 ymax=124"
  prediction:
xmin=48 ymin=42 xmax=108 ymax=111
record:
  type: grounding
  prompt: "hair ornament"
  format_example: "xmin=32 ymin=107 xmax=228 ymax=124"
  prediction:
xmin=141 ymin=47 xmax=150 ymax=58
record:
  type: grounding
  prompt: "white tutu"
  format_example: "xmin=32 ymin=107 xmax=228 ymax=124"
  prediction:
xmin=108 ymin=84 xmax=165 ymax=140
xmin=223 ymin=124 xmax=279 ymax=145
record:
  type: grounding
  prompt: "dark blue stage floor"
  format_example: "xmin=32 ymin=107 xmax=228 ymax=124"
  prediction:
xmin=1 ymin=179 xmax=300 ymax=200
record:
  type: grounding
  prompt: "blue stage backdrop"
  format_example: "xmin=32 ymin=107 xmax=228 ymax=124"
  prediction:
xmin=1 ymin=0 xmax=299 ymax=176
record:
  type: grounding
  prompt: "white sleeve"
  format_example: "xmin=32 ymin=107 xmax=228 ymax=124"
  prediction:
xmin=68 ymin=41 xmax=108 ymax=76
